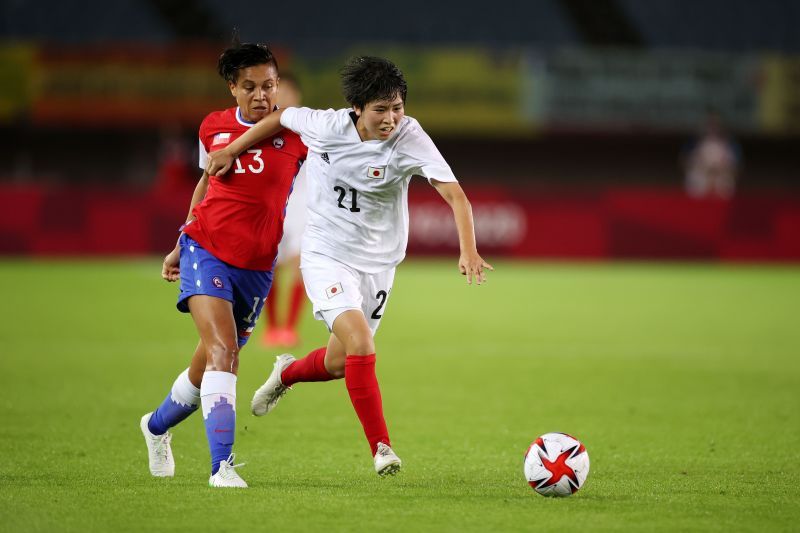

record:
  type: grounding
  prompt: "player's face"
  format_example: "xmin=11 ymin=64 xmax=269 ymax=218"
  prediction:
xmin=229 ymin=63 xmax=279 ymax=123
xmin=354 ymin=95 xmax=405 ymax=141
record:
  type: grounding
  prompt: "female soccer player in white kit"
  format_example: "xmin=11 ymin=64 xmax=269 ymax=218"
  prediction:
xmin=206 ymin=56 xmax=492 ymax=476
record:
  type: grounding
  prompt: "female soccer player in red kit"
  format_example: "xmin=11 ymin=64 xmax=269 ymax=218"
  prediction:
xmin=139 ymin=42 xmax=307 ymax=488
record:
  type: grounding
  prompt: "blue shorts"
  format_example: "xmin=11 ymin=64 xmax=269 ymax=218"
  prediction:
xmin=177 ymin=234 xmax=273 ymax=347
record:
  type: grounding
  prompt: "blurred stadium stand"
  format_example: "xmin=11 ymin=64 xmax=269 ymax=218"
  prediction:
xmin=3 ymin=0 xmax=799 ymax=51
xmin=618 ymin=0 xmax=800 ymax=52
xmin=0 ymin=0 xmax=172 ymax=43
xmin=1 ymin=0 xmax=579 ymax=48
xmin=202 ymin=0 xmax=579 ymax=50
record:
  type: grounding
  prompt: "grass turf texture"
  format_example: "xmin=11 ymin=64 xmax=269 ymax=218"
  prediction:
xmin=0 ymin=259 xmax=798 ymax=532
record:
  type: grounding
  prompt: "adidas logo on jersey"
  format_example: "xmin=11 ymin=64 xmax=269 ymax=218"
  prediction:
xmin=321 ymin=152 xmax=330 ymax=164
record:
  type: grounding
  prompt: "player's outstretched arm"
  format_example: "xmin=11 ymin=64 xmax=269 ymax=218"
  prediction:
xmin=162 ymin=171 xmax=209 ymax=282
xmin=205 ymin=109 xmax=287 ymax=176
xmin=431 ymin=179 xmax=494 ymax=285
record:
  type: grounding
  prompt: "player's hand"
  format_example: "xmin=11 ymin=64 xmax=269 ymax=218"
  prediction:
xmin=162 ymin=246 xmax=181 ymax=282
xmin=206 ymin=149 xmax=235 ymax=177
xmin=459 ymin=251 xmax=493 ymax=285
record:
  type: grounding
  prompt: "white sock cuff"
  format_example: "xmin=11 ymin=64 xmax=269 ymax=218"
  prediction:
xmin=200 ymin=371 xmax=237 ymax=397
xmin=200 ymin=371 xmax=237 ymax=418
xmin=171 ymin=368 xmax=201 ymax=408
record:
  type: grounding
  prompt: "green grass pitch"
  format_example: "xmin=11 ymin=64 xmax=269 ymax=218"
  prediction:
xmin=0 ymin=259 xmax=798 ymax=532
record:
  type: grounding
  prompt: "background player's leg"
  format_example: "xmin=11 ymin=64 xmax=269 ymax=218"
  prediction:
xmin=261 ymin=274 xmax=280 ymax=345
xmin=286 ymin=277 xmax=306 ymax=328
xmin=332 ymin=310 xmax=390 ymax=456
xmin=283 ymin=260 xmax=305 ymax=345
xmin=188 ymin=295 xmax=240 ymax=476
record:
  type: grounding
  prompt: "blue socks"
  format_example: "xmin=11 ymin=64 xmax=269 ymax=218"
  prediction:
xmin=200 ymin=371 xmax=237 ymax=475
xmin=148 ymin=368 xmax=200 ymax=435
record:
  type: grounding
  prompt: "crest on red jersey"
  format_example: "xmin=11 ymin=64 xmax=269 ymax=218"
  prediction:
xmin=273 ymin=137 xmax=285 ymax=149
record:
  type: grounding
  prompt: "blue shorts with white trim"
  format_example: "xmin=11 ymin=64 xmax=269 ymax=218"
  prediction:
xmin=177 ymin=234 xmax=273 ymax=347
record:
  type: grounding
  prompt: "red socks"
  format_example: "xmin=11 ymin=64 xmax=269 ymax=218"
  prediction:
xmin=345 ymin=354 xmax=390 ymax=455
xmin=286 ymin=278 xmax=306 ymax=330
xmin=281 ymin=347 xmax=334 ymax=387
xmin=265 ymin=281 xmax=278 ymax=328
xmin=265 ymin=276 xmax=304 ymax=332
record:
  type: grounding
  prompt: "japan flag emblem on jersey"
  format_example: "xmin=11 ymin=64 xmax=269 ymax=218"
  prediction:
xmin=367 ymin=166 xmax=385 ymax=179
xmin=325 ymin=282 xmax=344 ymax=299
xmin=212 ymin=132 xmax=231 ymax=146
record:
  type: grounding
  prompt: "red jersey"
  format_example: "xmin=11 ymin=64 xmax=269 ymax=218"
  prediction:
xmin=184 ymin=107 xmax=307 ymax=270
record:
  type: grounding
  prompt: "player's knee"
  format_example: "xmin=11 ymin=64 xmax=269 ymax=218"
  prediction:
xmin=205 ymin=339 xmax=239 ymax=372
xmin=344 ymin=335 xmax=375 ymax=356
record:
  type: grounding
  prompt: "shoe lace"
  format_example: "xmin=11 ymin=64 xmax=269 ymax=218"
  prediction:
xmin=220 ymin=453 xmax=246 ymax=476
xmin=154 ymin=432 xmax=172 ymax=461
xmin=274 ymin=383 xmax=290 ymax=399
xmin=376 ymin=443 xmax=392 ymax=457
xmin=273 ymin=357 xmax=294 ymax=397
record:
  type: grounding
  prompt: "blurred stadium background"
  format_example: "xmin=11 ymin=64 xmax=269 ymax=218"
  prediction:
xmin=1 ymin=0 xmax=798 ymax=260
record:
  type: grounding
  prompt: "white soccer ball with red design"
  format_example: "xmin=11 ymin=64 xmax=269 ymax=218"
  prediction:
xmin=524 ymin=432 xmax=590 ymax=497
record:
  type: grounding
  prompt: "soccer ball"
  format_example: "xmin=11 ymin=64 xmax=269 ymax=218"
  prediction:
xmin=524 ymin=432 xmax=590 ymax=497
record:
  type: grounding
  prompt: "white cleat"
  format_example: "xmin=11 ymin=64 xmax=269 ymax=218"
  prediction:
xmin=374 ymin=442 xmax=402 ymax=476
xmin=140 ymin=412 xmax=175 ymax=477
xmin=208 ymin=454 xmax=248 ymax=488
xmin=251 ymin=354 xmax=296 ymax=416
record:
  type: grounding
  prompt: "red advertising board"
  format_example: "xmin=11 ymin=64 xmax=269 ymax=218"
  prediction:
xmin=1 ymin=183 xmax=798 ymax=261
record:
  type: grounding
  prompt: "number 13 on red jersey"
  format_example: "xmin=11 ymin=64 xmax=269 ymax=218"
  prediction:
xmin=233 ymin=149 xmax=264 ymax=174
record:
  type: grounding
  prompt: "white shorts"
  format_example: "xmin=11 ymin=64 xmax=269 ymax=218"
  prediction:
xmin=276 ymin=165 xmax=308 ymax=264
xmin=300 ymin=251 xmax=395 ymax=335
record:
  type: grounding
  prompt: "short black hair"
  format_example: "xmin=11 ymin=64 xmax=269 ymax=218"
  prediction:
xmin=340 ymin=56 xmax=407 ymax=110
xmin=217 ymin=43 xmax=278 ymax=84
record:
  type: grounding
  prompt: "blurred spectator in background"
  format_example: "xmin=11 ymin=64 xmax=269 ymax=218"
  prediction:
xmin=262 ymin=73 xmax=309 ymax=347
xmin=682 ymin=110 xmax=741 ymax=199
xmin=152 ymin=122 xmax=195 ymax=199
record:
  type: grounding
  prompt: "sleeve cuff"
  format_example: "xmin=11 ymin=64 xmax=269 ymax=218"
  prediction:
xmin=280 ymin=107 xmax=298 ymax=130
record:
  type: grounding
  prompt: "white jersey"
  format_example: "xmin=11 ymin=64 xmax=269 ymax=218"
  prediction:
xmin=280 ymin=107 xmax=457 ymax=273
